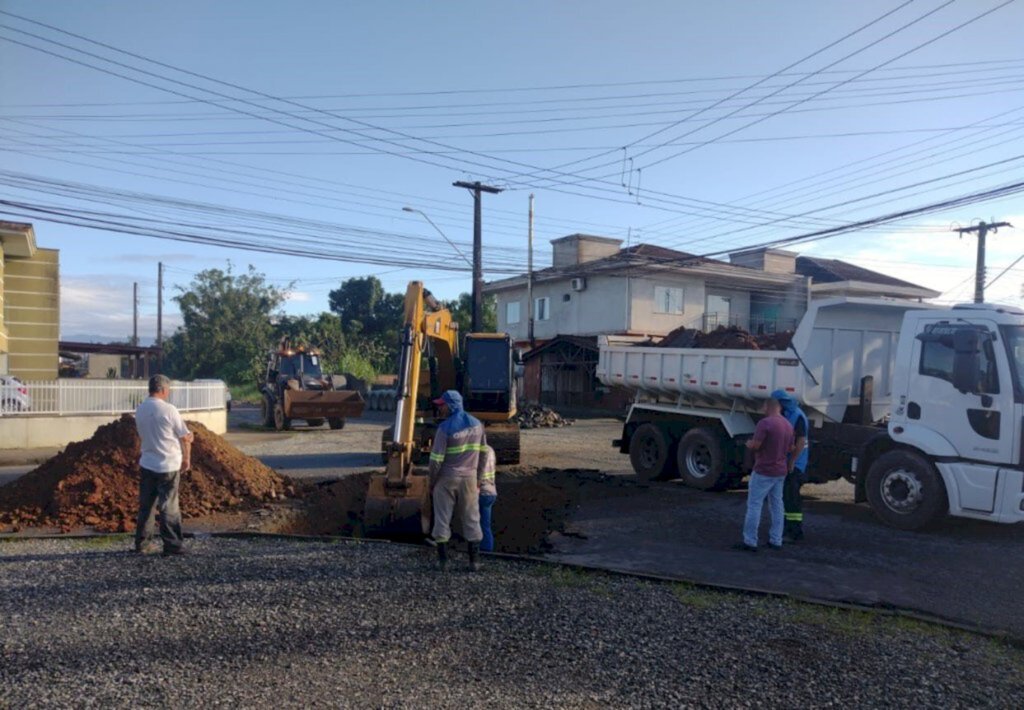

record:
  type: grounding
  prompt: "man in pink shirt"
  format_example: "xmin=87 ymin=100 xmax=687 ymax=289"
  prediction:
xmin=735 ymin=395 xmax=795 ymax=552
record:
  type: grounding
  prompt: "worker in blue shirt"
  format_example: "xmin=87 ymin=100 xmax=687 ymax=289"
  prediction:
xmin=770 ymin=389 xmax=809 ymax=542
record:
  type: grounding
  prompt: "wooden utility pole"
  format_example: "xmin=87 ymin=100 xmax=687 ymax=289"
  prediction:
xmin=954 ymin=220 xmax=1013 ymax=303
xmin=156 ymin=261 xmax=163 ymax=374
xmin=132 ymin=281 xmax=139 ymax=379
xmin=453 ymin=180 xmax=503 ymax=332
xmin=527 ymin=193 xmax=535 ymax=347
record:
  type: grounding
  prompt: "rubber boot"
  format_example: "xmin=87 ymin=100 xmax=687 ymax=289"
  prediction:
xmin=437 ymin=542 xmax=448 ymax=572
xmin=468 ymin=542 xmax=482 ymax=572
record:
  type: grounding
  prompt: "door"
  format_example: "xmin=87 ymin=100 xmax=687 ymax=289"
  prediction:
xmin=705 ymin=294 xmax=731 ymax=331
xmin=906 ymin=319 xmax=1015 ymax=466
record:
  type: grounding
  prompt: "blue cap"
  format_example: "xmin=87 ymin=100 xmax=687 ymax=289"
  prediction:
xmin=770 ymin=388 xmax=793 ymax=403
xmin=432 ymin=390 xmax=463 ymax=409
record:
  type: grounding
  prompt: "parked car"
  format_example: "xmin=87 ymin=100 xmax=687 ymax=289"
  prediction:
xmin=0 ymin=375 xmax=31 ymax=412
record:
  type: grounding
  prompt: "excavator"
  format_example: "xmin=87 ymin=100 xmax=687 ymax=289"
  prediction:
xmin=364 ymin=281 xmax=521 ymax=535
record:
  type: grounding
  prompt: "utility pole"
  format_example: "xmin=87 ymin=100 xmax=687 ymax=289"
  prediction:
xmin=132 ymin=281 xmax=139 ymax=379
xmin=527 ymin=193 xmax=535 ymax=347
xmin=156 ymin=261 xmax=163 ymax=374
xmin=954 ymin=220 xmax=1013 ymax=303
xmin=453 ymin=180 xmax=503 ymax=332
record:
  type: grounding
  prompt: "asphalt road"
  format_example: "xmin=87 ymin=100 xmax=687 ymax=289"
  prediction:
xmin=4 ymin=407 xmax=1023 ymax=636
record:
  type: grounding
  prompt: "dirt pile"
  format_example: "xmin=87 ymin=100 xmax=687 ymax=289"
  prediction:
xmin=0 ymin=414 xmax=294 ymax=533
xmin=657 ymin=324 xmax=794 ymax=351
xmin=515 ymin=404 xmax=575 ymax=429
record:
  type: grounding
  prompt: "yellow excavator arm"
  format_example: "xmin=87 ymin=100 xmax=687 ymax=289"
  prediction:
xmin=365 ymin=281 xmax=456 ymax=534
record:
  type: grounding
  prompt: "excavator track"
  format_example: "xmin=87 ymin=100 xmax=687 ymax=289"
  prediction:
xmin=485 ymin=422 xmax=521 ymax=465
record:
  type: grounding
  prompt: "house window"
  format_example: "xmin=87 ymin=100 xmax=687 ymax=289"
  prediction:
xmin=506 ymin=301 xmax=521 ymax=325
xmin=535 ymin=297 xmax=550 ymax=321
xmin=654 ymin=286 xmax=684 ymax=315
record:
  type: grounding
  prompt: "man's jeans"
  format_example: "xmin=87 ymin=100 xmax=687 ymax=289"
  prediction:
xmin=743 ymin=472 xmax=785 ymax=548
xmin=479 ymin=494 xmax=497 ymax=552
xmin=136 ymin=467 xmax=183 ymax=552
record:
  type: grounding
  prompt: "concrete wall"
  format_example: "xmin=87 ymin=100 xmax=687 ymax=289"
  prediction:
xmin=495 ymin=275 xmax=629 ymax=341
xmin=628 ymin=275 xmax=704 ymax=335
xmin=0 ymin=408 xmax=227 ymax=450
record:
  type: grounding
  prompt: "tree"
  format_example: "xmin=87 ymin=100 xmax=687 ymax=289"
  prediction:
xmin=163 ymin=265 xmax=288 ymax=384
xmin=446 ymin=292 xmax=497 ymax=336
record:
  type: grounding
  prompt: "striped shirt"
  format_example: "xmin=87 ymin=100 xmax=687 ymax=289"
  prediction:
xmin=429 ymin=422 xmax=488 ymax=479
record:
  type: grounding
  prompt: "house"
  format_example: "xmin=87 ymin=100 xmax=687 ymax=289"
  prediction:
xmin=486 ymin=235 xmax=937 ymax=409
xmin=0 ymin=221 xmax=60 ymax=379
xmin=484 ymin=234 xmax=809 ymax=345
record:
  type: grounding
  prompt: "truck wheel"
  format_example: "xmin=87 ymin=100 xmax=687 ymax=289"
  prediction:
xmin=677 ymin=428 xmax=726 ymax=490
xmin=866 ymin=450 xmax=947 ymax=530
xmin=628 ymin=423 xmax=673 ymax=481
xmin=261 ymin=394 xmax=275 ymax=429
xmin=273 ymin=403 xmax=292 ymax=431
xmin=328 ymin=417 xmax=345 ymax=430
xmin=305 ymin=418 xmax=325 ymax=428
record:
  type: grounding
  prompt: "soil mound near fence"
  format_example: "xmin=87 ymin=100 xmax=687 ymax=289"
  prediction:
xmin=0 ymin=414 xmax=294 ymax=533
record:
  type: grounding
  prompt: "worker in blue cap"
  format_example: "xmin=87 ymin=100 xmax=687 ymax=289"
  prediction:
xmin=429 ymin=390 xmax=487 ymax=571
xmin=770 ymin=389 xmax=809 ymax=541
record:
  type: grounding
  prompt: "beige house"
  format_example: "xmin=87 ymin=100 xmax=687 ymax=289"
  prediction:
xmin=0 ymin=221 xmax=60 ymax=379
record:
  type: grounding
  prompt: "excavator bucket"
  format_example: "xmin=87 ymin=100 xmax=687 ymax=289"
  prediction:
xmin=363 ymin=470 xmax=431 ymax=537
xmin=284 ymin=389 xmax=365 ymax=419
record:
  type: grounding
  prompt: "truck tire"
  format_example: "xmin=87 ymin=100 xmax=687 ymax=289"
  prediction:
xmin=677 ymin=428 xmax=726 ymax=490
xmin=328 ymin=417 xmax=345 ymax=430
xmin=865 ymin=450 xmax=948 ymax=530
xmin=628 ymin=423 xmax=673 ymax=481
xmin=273 ymin=403 xmax=292 ymax=431
xmin=261 ymin=394 xmax=275 ymax=429
xmin=305 ymin=418 xmax=325 ymax=428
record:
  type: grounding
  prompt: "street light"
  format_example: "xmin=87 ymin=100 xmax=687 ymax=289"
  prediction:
xmin=401 ymin=207 xmax=473 ymax=268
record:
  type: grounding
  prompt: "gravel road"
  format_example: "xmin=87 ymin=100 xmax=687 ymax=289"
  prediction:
xmin=2 ymin=536 xmax=1021 ymax=708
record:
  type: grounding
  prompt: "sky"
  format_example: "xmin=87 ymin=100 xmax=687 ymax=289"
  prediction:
xmin=1 ymin=0 xmax=1024 ymax=341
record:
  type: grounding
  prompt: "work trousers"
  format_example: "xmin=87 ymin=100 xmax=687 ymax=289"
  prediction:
xmin=743 ymin=472 xmax=785 ymax=548
xmin=432 ymin=476 xmax=482 ymax=544
xmin=479 ymin=494 xmax=497 ymax=552
xmin=783 ymin=468 xmax=805 ymax=538
xmin=136 ymin=467 xmax=183 ymax=552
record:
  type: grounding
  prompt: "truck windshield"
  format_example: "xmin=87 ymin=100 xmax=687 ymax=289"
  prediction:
xmin=302 ymin=354 xmax=323 ymax=378
xmin=1000 ymin=326 xmax=1024 ymax=399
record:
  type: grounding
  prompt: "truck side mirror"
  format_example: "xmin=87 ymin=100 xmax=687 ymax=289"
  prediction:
xmin=952 ymin=329 xmax=981 ymax=394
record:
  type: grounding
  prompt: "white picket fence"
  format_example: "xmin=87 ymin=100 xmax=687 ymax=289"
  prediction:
xmin=0 ymin=379 xmax=227 ymax=416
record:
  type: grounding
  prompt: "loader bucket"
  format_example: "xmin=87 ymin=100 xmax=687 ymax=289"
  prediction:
xmin=363 ymin=471 xmax=431 ymax=538
xmin=283 ymin=389 xmax=365 ymax=419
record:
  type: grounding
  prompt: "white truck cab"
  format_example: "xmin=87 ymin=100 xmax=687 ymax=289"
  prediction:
xmin=884 ymin=303 xmax=1024 ymax=525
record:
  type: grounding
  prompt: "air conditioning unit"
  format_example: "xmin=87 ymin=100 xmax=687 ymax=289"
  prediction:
xmin=570 ymin=277 xmax=587 ymax=292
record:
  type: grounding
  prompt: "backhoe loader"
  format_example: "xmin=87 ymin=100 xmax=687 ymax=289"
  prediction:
xmin=364 ymin=281 xmax=520 ymax=535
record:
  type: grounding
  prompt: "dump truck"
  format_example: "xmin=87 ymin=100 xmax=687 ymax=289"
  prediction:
xmin=365 ymin=281 xmax=521 ymax=535
xmin=259 ymin=339 xmax=365 ymax=431
xmin=598 ymin=297 xmax=1024 ymax=530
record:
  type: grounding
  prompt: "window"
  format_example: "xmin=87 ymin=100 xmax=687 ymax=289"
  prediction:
xmin=654 ymin=286 xmax=684 ymax=315
xmin=535 ymin=297 xmax=550 ymax=321
xmin=505 ymin=301 xmax=521 ymax=325
xmin=919 ymin=328 xmax=999 ymax=394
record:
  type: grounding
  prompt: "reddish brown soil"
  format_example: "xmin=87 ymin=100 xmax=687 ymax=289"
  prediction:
xmin=0 ymin=414 xmax=294 ymax=533
xmin=282 ymin=467 xmax=634 ymax=555
xmin=658 ymin=324 xmax=794 ymax=351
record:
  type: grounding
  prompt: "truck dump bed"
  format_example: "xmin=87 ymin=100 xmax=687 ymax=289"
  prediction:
xmin=598 ymin=298 xmax=935 ymax=423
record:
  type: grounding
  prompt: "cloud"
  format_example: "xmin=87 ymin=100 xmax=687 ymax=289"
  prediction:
xmin=285 ymin=290 xmax=311 ymax=303
xmin=60 ymin=276 xmax=182 ymax=341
